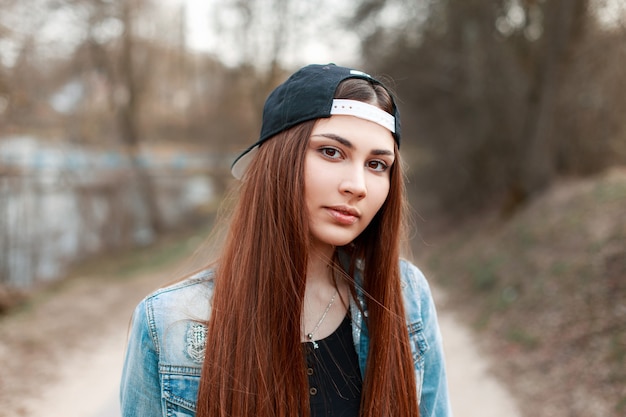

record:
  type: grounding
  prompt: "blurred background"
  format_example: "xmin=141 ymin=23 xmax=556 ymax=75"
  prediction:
xmin=0 ymin=0 xmax=624 ymax=416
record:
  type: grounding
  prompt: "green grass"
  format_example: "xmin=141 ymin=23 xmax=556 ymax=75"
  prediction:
xmin=417 ymin=168 xmax=626 ymax=415
xmin=504 ymin=326 xmax=540 ymax=350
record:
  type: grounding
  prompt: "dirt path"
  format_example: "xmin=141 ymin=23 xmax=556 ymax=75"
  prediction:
xmin=0 ymin=245 xmax=183 ymax=417
xmin=0 ymin=252 xmax=522 ymax=417
xmin=434 ymin=290 xmax=522 ymax=417
xmin=25 ymin=327 xmax=126 ymax=417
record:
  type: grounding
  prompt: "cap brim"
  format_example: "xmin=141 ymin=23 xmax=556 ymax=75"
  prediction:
xmin=231 ymin=145 xmax=259 ymax=180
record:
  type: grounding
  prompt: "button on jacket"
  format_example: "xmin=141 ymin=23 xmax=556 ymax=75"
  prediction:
xmin=120 ymin=259 xmax=453 ymax=417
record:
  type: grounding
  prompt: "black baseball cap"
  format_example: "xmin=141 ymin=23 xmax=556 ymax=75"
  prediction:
xmin=231 ymin=63 xmax=401 ymax=179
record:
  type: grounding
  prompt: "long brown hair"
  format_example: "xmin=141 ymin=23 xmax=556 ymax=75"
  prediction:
xmin=197 ymin=78 xmax=419 ymax=417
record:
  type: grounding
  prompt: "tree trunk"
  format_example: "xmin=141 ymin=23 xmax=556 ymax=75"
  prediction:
xmin=520 ymin=0 xmax=588 ymax=194
xmin=117 ymin=0 xmax=164 ymax=236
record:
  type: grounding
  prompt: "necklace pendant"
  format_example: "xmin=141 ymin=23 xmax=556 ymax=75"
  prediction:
xmin=307 ymin=333 xmax=318 ymax=349
xmin=305 ymin=289 xmax=337 ymax=351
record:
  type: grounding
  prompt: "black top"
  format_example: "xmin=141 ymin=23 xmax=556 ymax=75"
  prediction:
xmin=304 ymin=313 xmax=363 ymax=417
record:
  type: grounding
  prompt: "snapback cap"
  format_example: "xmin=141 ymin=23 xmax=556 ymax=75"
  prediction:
xmin=231 ymin=63 xmax=401 ymax=179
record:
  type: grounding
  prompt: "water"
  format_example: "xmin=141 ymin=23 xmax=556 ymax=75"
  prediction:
xmin=0 ymin=136 xmax=217 ymax=288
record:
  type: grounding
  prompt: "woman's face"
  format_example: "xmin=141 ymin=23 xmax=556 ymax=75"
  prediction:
xmin=304 ymin=114 xmax=395 ymax=254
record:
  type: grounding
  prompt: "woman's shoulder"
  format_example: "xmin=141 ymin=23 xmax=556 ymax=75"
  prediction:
xmin=139 ymin=268 xmax=216 ymax=326
xmin=127 ymin=269 xmax=215 ymax=371
xmin=398 ymin=258 xmax=430 ymax=291
xmin=147 ymin=268 xmax=215 ymax=300
xmin=398 ymin=258 xmax=436 ymax=321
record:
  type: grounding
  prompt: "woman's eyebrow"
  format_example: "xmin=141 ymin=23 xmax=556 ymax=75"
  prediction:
xmin=372 ymin=149 xmax=394 ymax=157
xmin=311 ymin=133 xmax=353 ymax=148
xmin=311 ymin=133 xmax=394 ymax=156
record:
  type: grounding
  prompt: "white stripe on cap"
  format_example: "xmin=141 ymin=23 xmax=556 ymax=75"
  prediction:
xmin=330 ymin=99 xmax=395 ymax=133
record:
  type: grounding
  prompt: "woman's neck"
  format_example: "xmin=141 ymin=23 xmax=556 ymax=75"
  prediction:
xmin=306 ymin=239 xmax=335 ymax=283
xmin=301 ymin=244 xmax=350 ymax=343
xmin=306 ymin=254 xmax=334 ymax=287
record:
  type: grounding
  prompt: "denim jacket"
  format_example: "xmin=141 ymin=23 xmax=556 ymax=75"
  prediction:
xmin=120 ymin=260 xmax=453 ymax=417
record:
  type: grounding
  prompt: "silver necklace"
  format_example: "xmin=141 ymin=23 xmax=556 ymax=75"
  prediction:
xmin=306 ymin=289 xmax=338 ymax=349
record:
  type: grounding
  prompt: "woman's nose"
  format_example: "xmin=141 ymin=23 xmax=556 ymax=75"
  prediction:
xmin=339 ymin=168 xmax=367 ymax=199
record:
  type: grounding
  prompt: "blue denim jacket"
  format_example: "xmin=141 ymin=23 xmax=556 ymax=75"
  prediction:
xmin=120 ymin=260 xmax=453 ymax=417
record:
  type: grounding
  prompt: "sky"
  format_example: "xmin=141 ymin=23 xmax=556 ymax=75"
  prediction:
xmin=164 ymin=0 xmax=361 ymax=68
xmin=1 ymin=0 xmax=624 ymax=70
xmin=0 ymin=0 xmax=361 ymax=70
xmin=166 ymin=0 xmax=626 ymax=68
xmin=595 ymin=0 xmax=626 ymax=27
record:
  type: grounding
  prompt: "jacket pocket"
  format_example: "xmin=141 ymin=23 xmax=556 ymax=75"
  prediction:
xmin=407 ymin=320 xmax=429 ymax=364
xmin=407 ymin=320 xmax=429 ymax=401
xmin=161 ymin=365 xmax=201 ymax=416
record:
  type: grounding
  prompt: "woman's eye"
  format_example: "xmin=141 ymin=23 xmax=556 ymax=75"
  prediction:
xmin=368 ymin=160 xmax=388 ymax=172
xmin=320 ymin=147 xmax=341 ymax=159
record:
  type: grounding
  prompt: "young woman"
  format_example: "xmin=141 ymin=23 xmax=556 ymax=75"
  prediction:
xmin=120 ymin=63 xmax=452 ymax=417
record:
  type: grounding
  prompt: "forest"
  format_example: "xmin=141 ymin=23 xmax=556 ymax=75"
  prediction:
xmin=0 ymin=0 xmax=624 ymax=416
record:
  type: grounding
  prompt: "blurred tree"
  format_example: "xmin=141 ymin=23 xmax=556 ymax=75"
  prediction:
xmin=518 ymin=0 xmax=588 ymax=196
xmin=68 ymin=0 xmax=166 ymax=236
xmin=0 ymin=0 xmax=278 ymax=286
xmin=0 ymin=5 xmax=10 ymax=117
xmin=0 ymin=0 xmax=52 ymax=131
xmin=209 ymin=0 xmax=345 ymax=128
xmin=553 ymin=8 xmax=626 ymax=175
xmin=211 ymin=0 xmax=301 ymax=126
xmin=350 ymin=0 xmax=625 ymax=218
xmin=117 ymin=0 xmax=166 ymax=235
xmin=185 ymin=0 xmax=320 ymax=191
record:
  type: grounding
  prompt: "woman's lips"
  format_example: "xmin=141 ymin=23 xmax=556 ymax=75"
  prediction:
xmin=325 ymin=206 xmax=360 ymax=225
